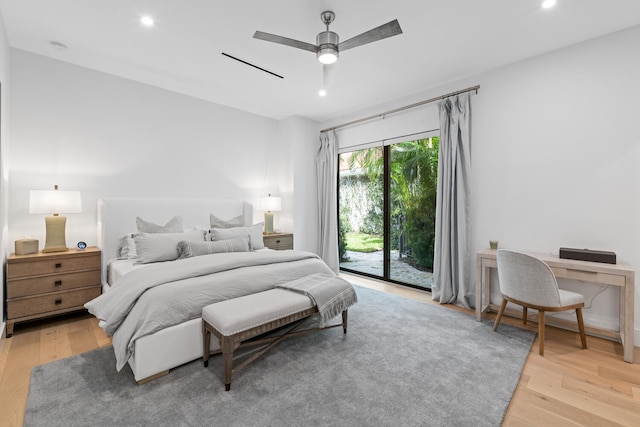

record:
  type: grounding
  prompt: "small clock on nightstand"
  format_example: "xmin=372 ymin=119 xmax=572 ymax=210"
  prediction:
xmin=263 ymin=233 xmax=293 ymax=250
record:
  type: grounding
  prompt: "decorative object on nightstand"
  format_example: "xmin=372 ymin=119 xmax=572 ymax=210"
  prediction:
xmin=263 ymin=232 xmax=293 ymax=250
xmin=29 ymin=185 xmax=82 ymax=253
xmin=260 ymin=194 xmax=281 ymax=235
xmin=5 ymin=247 xmax=101 ymax=337
xmin=15 ymin=238 xmax=39 ymax=255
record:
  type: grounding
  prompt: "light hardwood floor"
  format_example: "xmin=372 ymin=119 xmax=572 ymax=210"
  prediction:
xmin=1 ymin=274 xmax=639 ymax=427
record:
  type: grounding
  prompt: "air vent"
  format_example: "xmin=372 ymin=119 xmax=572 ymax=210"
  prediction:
xmin=50 ymin=41 xmax=68 ymax=51
xmin=221 ymin=53 xmax=283 ymax=79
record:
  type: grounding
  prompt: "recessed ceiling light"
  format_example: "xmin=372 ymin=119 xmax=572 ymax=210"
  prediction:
xmin=141 ymin=16 xmax=154 ymax=27
xmin=318 ymin=89 xmax=327 ymax=97
xmin=50 ymin=41 xmax=67 ymax=51
xmin=542 ymin=0 xmax=557 ymax=9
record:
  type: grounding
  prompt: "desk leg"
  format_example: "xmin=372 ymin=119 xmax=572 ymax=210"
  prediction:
xmin=483 ymin=266 xmax=491 ymax=318
xmin=622 ymin=273 xmax=634 ymax=363
xmin=476 ymin=260 xmax=492 ymax=321
xmin=475 ymin=258 xmax=482 ymax=321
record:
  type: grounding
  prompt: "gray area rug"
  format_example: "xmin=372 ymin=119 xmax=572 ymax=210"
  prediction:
xmin=25 ymin=286 xmax=534 ymax=427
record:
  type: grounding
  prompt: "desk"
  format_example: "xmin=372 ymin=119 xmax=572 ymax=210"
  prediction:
xmin=475 ymin=249 xmax=635 ymax=363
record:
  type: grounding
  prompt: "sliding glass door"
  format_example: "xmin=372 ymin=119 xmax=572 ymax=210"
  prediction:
xmin=338 ymin=136 xmax=438 ymax=291
xmin=338 ymin=147 xmax=384 ymax=277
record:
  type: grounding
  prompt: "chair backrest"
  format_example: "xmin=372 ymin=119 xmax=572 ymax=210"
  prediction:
xmin=495 ymin=250 xmax=562 ymax=307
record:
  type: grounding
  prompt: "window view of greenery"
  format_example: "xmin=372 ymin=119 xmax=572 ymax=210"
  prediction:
xmin=338 ymin=137 xmax=439 ymax=290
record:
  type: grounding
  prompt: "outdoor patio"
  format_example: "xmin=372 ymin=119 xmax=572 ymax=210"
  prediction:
xmin=340 ymin=250 xmax=433 ymax=289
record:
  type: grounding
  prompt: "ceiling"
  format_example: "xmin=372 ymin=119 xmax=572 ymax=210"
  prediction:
xmin=1 ymin=0 xmax=640 ymax=122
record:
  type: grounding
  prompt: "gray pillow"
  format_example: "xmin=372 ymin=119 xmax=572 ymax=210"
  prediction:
xmin=177 ymin=235 xmax=250 ymax=259
xmin=134 ymin=228 xmax=205 ymax=264
xmin=118 ymin=234 xmax=138 ymax=259
xmin=210 ymin=213 xmax=244 ymax=229
xmin=136 ymin=215 xmax=183 ymax=233
xmin=210 ymin=223 xmax=265 ymax=250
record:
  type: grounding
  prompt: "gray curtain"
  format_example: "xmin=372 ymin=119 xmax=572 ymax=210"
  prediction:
xmin=316 ymin=130 xmax=339 ymax=272
xmin=432 ymin=93 xmax=472 ymax=308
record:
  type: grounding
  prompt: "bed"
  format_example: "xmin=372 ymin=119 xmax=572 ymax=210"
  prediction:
xmin=91 ymin=197 xmax=336 ymax=384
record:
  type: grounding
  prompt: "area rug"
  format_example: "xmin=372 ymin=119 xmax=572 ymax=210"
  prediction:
xmin=25 ymin=286 xmax=534 ymax=427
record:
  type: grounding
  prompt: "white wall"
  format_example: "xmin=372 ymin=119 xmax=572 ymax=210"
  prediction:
xmin=472 ymin=25 xmax=640 ymax=335
xmin=8 ymin=49 xmax=293 ymax=248
xmin=0 ymin=9 xmax=10 ymax=338
xmin=282 ymin=116 xmax=321 ymax=252
xmin=323 ymin=25 xmax=640 ymax=343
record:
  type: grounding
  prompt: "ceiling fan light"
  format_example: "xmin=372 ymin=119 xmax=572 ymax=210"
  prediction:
xmin=317 ymin=47 xmax=338 ymax=64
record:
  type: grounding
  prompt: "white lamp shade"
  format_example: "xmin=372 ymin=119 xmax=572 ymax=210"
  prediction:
xmin=261 ymin=196 xmax=281 ymax=212
xmin=29 ymin=190 xmax=82 ymax=214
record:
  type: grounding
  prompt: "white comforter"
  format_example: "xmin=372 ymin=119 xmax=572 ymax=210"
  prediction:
xmin=85 ymin=250 xmax=334 ymax=370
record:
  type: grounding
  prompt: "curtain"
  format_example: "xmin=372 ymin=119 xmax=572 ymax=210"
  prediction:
xmin=432 ymin=93 xmax=472 ymax=308
xmin=316 ymin=130 xmax=339 ymax=273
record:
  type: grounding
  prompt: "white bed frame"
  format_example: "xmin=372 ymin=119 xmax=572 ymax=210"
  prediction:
xmin=97 ymin=197 xmax=253 ymax=383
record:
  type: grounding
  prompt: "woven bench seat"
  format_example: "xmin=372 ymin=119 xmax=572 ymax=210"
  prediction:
xmin=202 ymin=288 xmax=348 ymax=391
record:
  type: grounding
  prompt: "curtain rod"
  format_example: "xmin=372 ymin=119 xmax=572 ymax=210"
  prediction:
xmin=321 ymin=84 xmax=480 ymax=133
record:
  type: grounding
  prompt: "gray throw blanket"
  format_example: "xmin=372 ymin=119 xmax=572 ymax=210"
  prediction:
xmin=276 ymin=273 xmax=357 ymax=327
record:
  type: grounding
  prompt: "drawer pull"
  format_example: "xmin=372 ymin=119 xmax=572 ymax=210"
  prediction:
xmin=566 ymin=268 xmax=598 ymax=274
xmin=55 ymin=263 xmax=62 ymax=269
xmin=276 ymin=240 xmax=281 ymax=243
xmin=55 ymin=298 xmax=62 ymax=305
xmin=54 ymin=280 xmax=62 ymax=286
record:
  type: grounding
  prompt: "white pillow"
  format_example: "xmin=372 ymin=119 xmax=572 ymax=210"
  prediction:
xmin=134 ymin=228 xmax=205 ymax=264
xmin=136 ymin=215 xmax=183 ymax=233
xmin=210 ymin=213 xmax=244 ymax=229
xmin=210 ymin=223 xmax=265 ymax=250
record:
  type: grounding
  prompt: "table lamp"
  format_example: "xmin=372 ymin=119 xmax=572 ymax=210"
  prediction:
xmin=29 ymin=185 xmax=82 ymax=253
xmin=260 ymin=194 xmax=281 ymax=235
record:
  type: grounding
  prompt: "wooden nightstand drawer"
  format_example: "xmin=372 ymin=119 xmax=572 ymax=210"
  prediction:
xmin=7 ymin=251 xmax=100 ymax=279
xmin=7 ymin=270 xmax=101 ymax=298
xmin=7 ymin=286 xmax=101 ymax=319
xmin=263 ymin=233 xmax=293 ymax=250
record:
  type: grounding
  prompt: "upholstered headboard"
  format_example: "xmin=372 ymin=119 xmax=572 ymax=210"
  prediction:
xmin=97 ymin=198 xmax=252 ymax=284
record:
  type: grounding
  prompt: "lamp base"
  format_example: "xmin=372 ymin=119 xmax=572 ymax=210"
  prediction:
xmin=42 ymin=215 xmax=69 ymax=253
xmin=264 ymin=211 xmax=275 ymax=235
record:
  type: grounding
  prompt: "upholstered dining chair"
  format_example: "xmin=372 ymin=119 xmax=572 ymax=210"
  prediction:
xmin=493 ymin=249 xmax=587 ymax=356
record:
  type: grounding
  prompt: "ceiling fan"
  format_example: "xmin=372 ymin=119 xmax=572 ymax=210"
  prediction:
xmin=253 ymin=11 xmax=403 ymax=66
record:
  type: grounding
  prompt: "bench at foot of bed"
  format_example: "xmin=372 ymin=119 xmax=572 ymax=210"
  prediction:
xmin=202 ymin=288 xmax=348 ymax=391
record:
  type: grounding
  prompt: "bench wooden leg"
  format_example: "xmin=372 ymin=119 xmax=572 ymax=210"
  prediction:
xmin=203 ymin=322 xmax=211 ymax=368
xmin=221 ymin=337 xmax=234 ymax=391
xmin=342 ymin=310 xmax=348 ymax=334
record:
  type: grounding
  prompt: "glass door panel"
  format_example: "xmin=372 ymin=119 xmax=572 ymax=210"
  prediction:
xmin=338 ymin=147 xmax=384 ymax=278
xmin=388 ymin=138 xmax=438 ymax=290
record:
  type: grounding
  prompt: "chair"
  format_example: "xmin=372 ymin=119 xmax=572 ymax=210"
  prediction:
xmin=493 ymin=249 xmax=587 ymax=356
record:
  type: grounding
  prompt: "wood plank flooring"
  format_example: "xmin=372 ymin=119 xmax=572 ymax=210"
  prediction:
xmin=0 ymin=274 xmax=638 ymax=426
xmin=0 ymin=313 xmax=111 ymax=427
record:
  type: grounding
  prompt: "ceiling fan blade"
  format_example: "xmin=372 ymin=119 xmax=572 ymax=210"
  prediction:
xmin=253 ymin=31 xmax=318 ymax=53
xmin=338 ymin=19 xmax=402 ymax=52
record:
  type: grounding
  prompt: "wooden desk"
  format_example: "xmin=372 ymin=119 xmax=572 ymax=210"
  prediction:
xmin=475 ymin=249 xmax=635 ymax=363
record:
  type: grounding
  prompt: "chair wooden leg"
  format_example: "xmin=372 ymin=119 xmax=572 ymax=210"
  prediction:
xmin=522 ymin=307 xmax=528 ymax=325
xmin=576 ymin=308 xmax=587 ymax=349
xmin=538 ymin=311 xmax=545 ymax=356
xmin=493 ymin=299 xmax=508 ymax=331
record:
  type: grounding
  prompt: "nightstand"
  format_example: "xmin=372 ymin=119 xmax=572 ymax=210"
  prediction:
xmin=263 ymin=233 xmax=293 ymax=250
xmin=5 ymin=247 xmax=101 ymax=337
